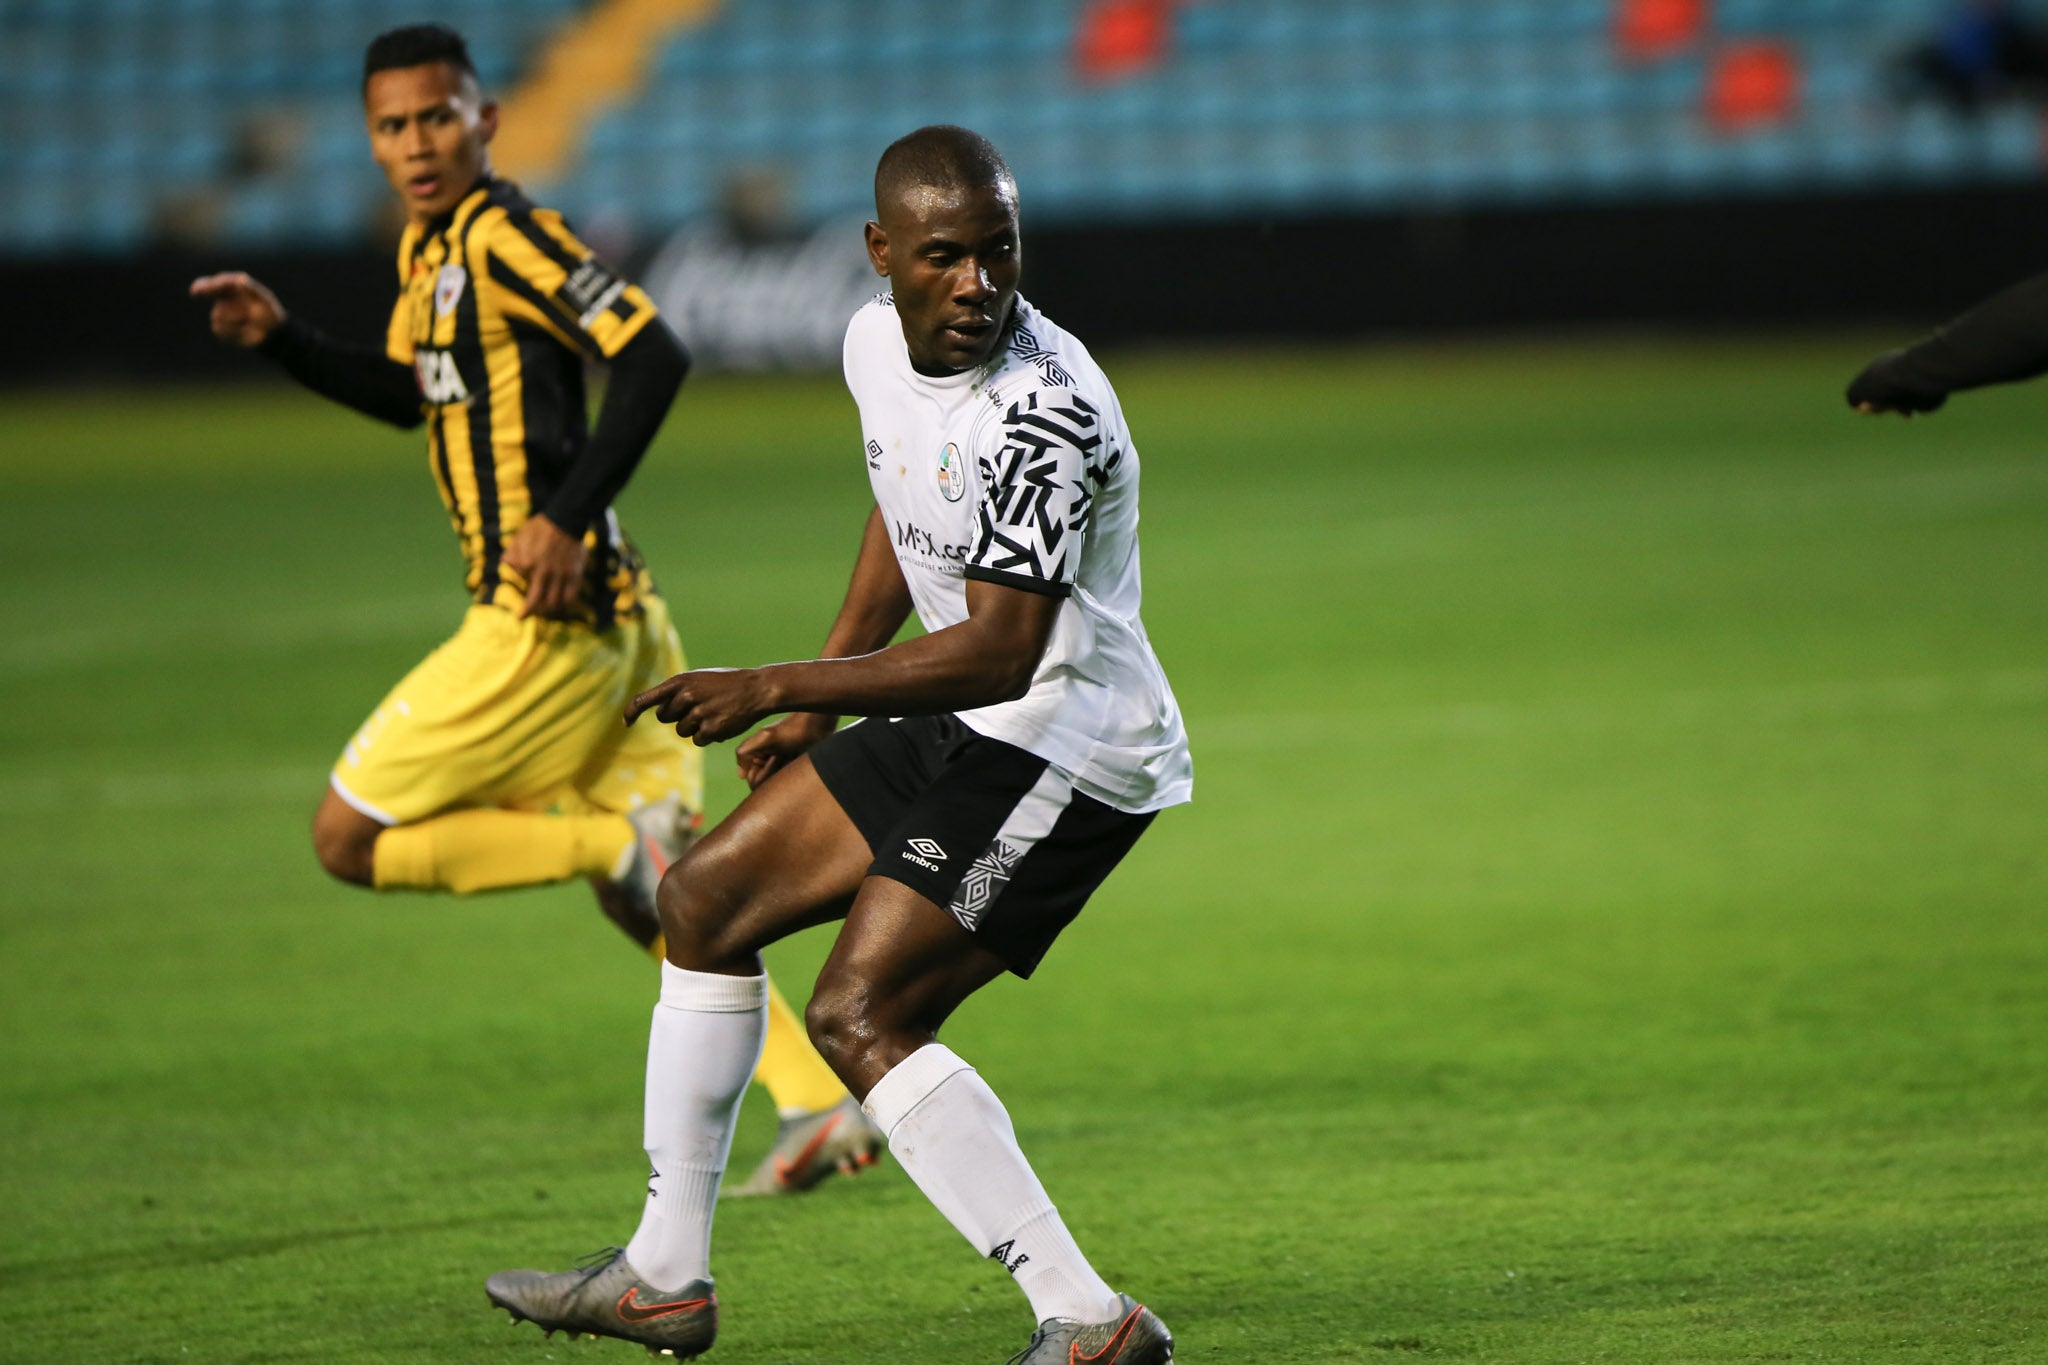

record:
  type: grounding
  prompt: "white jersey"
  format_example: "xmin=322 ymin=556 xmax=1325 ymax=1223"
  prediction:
xmin=841 ymin=293 xmax=1193 ymax=813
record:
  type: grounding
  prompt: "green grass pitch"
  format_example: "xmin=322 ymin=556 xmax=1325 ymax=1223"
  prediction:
xmin=2 ymin=336 xmax=2044 ymax=1362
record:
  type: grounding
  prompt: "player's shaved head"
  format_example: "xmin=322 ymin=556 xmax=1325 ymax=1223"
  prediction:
xmin=865 ymin=126 xmax=1022 ymax=374
xmin=874 ymin=125 xmax=1017 ymax=219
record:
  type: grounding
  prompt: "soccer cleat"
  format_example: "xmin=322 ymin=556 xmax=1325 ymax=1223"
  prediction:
xmin=725 ymin=1095 xmax=886 ymax=1197
xmin=1004 ymin=1294 xmax=1173 ymax=1365
xmin=486 ymin=1246 xmax=717 ymax=1357
xmin=615 ymin=795 xmax=696 ymax=916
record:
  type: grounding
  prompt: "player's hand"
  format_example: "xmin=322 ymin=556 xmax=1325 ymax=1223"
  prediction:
xmin=189 ymin=272 xmax=286 ymax=347
xmin=735 ymin=713 xmax=838 ymax=789
xmin=626 ymin=668 xmax=781 ymax=747
xmin=501 ymin=514 xmax=586 ymax=619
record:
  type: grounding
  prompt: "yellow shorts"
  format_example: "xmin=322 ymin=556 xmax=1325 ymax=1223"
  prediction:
xmin=328 ymin=594 xmax=702 ymax=828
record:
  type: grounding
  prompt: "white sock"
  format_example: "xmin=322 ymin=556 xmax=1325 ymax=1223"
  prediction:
xmin=623 ymin=963 xmax=767 ymax=1291
xmin=863 ymin=1044 xmax=1121 ymax=1326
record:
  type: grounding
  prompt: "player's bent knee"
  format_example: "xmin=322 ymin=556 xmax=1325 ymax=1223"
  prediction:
xmin=655 ymin=857 xmax=755 ymax=971
xmin=806 ymin=980 xmax=928 ymax=1097
xmin=309 ymin=815 xmax=376 ymax=887
xmin=802 ymin=982 xmax=860 ymax=1071
xmin=653 ymin=868 xmax=711 ymax=963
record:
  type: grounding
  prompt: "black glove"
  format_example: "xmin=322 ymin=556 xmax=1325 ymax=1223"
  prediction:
xmin=1847 ymin=269 xmax=2048 ymax=415
xmin=1845 ymin=350 xmax=1948 ymax=414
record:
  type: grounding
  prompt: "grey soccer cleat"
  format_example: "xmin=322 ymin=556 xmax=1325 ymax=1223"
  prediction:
xmin=486 ymin=1246 xmax=717 ymax=1357
xmin=615 ymin=796 xmax=696 ymax=914
xmin=1005 ymin=1294 xmax=1173 ymax=1365
xmin=725 ymin=1094 xmax=886 ymax=1197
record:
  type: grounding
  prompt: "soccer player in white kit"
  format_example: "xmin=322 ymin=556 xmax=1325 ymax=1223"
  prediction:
xmin=485 ymin=125 xmax=1189 ymax=1365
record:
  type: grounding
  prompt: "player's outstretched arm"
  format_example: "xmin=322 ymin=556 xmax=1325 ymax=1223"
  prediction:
xmin=190 ymin=271 xmax=423 ymax=430
xmin=729 ymin=507 xmax=915 ymax=788
xmin=628 ymin=569 xmax=1056 ymax=751
xmin=1849 ymin=269 xmax=2048 ymax=417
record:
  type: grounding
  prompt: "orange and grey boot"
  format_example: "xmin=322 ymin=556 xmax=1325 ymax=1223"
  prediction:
xmin=487 ymin=1247 xmax=717 ymax=1358
xmin=726 ymin=1094 xmax=886 ymax=1197
xmin=1005 ymin=1293 xmax=1173 ymax=1365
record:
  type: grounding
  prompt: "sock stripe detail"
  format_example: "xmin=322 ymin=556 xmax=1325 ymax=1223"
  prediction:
xmin=658 ymin=963 xmax=768 ymax=1013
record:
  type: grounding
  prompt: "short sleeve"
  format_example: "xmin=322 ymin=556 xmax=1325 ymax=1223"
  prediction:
xmin=482 ymin=207 xmax=658 ymax=359
xmin=965 ymin=386 xmax=1104 ymax=598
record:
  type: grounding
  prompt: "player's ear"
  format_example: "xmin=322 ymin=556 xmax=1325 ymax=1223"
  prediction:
xmin=863 ymin=221 xmax=890 ymax=279
xmin=477 ymin=99 xmax=500 ymax=145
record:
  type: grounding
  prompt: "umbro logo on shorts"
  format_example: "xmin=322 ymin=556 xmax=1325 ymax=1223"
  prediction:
xmin=901 ymin=838 xmax=948 ymax=873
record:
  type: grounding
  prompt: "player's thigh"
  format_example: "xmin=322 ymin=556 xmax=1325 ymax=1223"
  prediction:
xmin=340 ymin=606 xmax=657 ymax=824
xmin=657 ymin=755 xmax=874 ymax=962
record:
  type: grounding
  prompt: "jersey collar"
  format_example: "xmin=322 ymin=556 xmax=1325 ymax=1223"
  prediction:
xmin=418 ymin=174 xmax=498 ymax=241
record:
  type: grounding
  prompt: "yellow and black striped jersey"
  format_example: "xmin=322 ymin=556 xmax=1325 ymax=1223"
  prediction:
xmin=385 ymin=175 xmax=659 ymax=627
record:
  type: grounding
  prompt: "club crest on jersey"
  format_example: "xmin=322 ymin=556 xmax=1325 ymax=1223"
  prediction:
xmin=434 ymin=264 xmax=468 ymax=317
xmin=937 ymin=443 xmax=966 ymax=502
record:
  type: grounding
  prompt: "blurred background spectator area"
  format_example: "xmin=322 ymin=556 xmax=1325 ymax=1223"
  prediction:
xmin=7 ymin=0 xmax=2048 ymax=258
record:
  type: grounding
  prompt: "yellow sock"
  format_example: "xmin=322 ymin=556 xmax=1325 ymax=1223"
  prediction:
xmin=372 ymin=809 xmax=635 ymax=894
xmin=754 ymin=976 xmax=849 ymax=1115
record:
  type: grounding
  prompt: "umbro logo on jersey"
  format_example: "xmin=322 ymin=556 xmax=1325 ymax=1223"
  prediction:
xmin=901 ymin=838 xmax=947 ymax=873
xmin=867 ymin=439 xmax=884 ymax=470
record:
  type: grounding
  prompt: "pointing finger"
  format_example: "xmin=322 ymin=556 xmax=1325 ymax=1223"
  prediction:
xmin=625 ymin=677 xmax=680 ymax=724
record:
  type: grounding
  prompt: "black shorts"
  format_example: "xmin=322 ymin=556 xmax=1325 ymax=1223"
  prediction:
xmin=807 ymin=714 xmax=1156 ymax=978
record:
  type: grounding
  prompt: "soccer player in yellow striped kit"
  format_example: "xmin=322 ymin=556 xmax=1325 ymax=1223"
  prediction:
xmin=190 ymin=22 xmax=878 ymax=1195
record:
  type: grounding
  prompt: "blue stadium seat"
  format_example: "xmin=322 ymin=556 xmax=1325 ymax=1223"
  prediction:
xmin=0 ymin=0 xmax=2016 ymax=256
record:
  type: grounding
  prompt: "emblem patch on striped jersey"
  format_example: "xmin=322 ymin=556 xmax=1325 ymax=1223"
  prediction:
xmin=434 ymin=264 xmax=468 ymax=317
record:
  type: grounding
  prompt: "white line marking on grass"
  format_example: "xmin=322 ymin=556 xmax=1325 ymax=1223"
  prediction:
xmin=1197 ymin=668 xmax=2048 ymax=749
xmin=0 ymin=765 xmax=321 ymax=816
xmin=0 ymin=595 xmax=457 ymax=680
